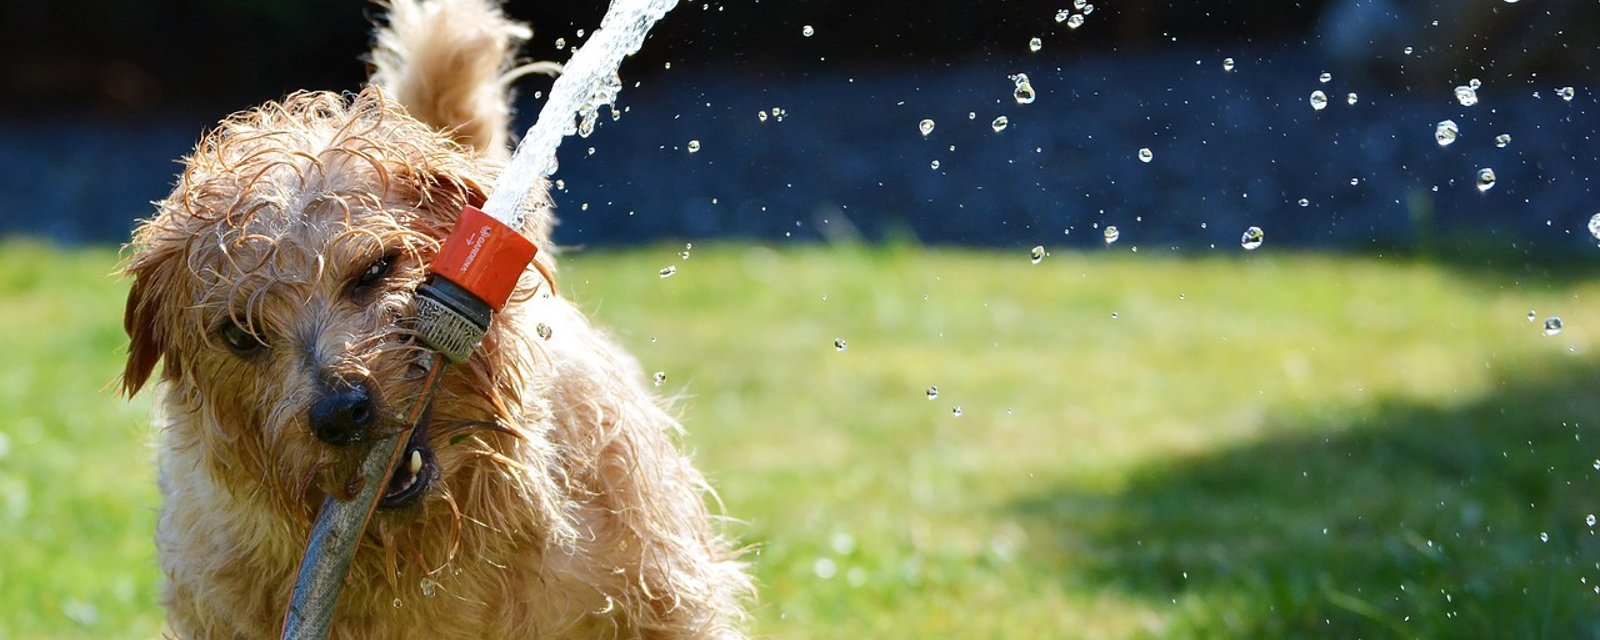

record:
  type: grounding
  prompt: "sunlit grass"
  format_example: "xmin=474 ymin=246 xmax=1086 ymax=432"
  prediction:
xmin=5 ymin=239 xmax=1600 ymax=638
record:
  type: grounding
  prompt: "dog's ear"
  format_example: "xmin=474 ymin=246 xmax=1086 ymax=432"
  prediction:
xmin=408 ymin=167 xmax=489 ymax=237
xmin=122 ymin=273 xmax=164 ymax=397
xmin=406 ymin=158 xmax=552 ymax=247
xmin=454 ymin=172 xmax=489 ymax=211
xmin=121 ymin=245 xmax=182 ymax=397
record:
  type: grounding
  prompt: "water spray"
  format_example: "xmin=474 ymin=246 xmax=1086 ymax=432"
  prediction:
xmin=279 ymin=1 xmax=679 ymax=637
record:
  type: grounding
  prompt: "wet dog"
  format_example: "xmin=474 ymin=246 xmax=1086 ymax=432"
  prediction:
xmin=120 ymin=0 xmax=751 ymax=636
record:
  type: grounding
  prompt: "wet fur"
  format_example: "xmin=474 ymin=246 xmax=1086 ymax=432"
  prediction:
xmin=121 ymin=1 xmax=752 ymax=637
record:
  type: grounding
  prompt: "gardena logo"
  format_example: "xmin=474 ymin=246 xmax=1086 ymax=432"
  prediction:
xmin=459 ymin=225 xmax=493 ymax=272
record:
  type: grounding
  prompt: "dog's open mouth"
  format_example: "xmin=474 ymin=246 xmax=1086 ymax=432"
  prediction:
xmin=378 ymin=406 xmax=436 ymax=509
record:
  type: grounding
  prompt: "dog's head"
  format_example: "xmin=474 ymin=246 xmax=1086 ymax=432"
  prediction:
xmin=122 ymin=88 xmax=555 ymax=535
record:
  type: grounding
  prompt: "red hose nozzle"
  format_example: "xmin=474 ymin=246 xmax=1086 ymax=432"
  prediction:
xmin=414 ymin=206 xmax=539 ymax=362
xmin=430 ymin=205 xmax=538 ymax=311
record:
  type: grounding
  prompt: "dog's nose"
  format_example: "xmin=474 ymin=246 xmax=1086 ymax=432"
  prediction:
xmin=309 ymin=383 xmax=376 ymax=446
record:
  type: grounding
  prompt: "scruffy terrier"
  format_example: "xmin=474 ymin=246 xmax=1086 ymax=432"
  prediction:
xmin=119 ymin=0 xmax=751 ymax=637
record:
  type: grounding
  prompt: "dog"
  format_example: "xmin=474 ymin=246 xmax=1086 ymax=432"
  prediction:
xmin=119 ymin=0 xmax=752 ymax=636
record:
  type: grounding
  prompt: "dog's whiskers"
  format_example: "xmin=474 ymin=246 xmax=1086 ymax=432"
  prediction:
xmin=433 ymin=418 xmax=524 ymax=440
xmin=435 ymin=486 xmax=465 ymax=571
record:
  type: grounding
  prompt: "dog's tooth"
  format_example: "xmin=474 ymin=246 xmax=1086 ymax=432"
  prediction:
xmin=409 ymin=450 xmax=423 ymax=474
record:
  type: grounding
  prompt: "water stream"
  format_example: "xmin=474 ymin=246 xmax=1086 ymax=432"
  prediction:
xmin=481 ymin=0 xmax=680 ymax=229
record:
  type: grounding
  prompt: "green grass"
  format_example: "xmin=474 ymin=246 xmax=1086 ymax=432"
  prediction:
xmin=5 ymin=239 xmax=1600 ymax=638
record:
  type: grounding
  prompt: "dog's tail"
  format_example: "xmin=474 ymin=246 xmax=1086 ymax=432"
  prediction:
xmin=368 ymin=0 xmax=558 ymax=156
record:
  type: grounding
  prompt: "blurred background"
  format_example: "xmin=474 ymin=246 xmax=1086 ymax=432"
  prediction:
xmin=7 ymin=0 xmax=1600 ymax=248
xmin=5 ymin=0 xmax=1600 ymax=637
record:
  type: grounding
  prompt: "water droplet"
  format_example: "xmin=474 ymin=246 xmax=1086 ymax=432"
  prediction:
xmin=1222 ymin=57 xmax=1235 ymax=72
xmin=1010 ymin=73 xmax=1036 ymax=104
xmin=1454 ymin=85 xmax=1478 ymax=106
xmin=813 ymin=557 xmax=837 ymax=579
xmin=834 ymin=338 xmax=848 ymax=352
xmin=1319 ymin=71 xmax=1332 ymax=83
xmin=1298 ymin=198 xmax=1310 ymax=207
xmin=952 ymin=405 xmax=963 ymax=417
xmin=1403 ymin=46 xmax=1414 ymax=55
xmin=1074 ymin=0 xmax=1087 ymax=8
xmin=554 ymin=37 xmax=566 ymax=50
xmin=653 ymin=371 xmax=666 ymax=386
xmin=659 ymin=265 xmax=677 ymax=278
xmin=420 ymin=579 xmax=437 ymax=598
xmin=536 ymin=323 xmax=553 ymax=340
xmin=1528 ymin=310 xmax=1538 ymax=322
xmin=1587 ymin=514 xmax=1596 ymax=527
xmin=1588 ymin=213 xmax=1600 ymax=240
xmin=1544 ymin=317 xmax=1563 ymax=336
xmin=1309 ymin=90 xmax=1328 ymax=110
xmin=1066 ymin=13 xmax=1085 ymax=29
xmin=929 ymin=159 xmax=941 ymax=170
xmin=686 ymin=139 xmax=700 ymax=153
xmin=1558 ymin=86 xmax=1576 ymax=102
xmin=1468 ymin=78 xmax=1482 ymax=90
xmin=1110 ymin=311 xmax=1119 ymax=319
xmin=1350 ymin=177 xmax=1360 ymax=186
xmin=1055 ymin=9 xmax=1070 ymax=23
xmin=1137 ymin=147 xmax=1154 ymax=163
xmin=1028 ymin=37 xmax=1043 ymax=53
xmin=393 ymin=598 xmax=403 ymax=608
xmin=1346 ymin=92 xmax=1358 ymax=105
xmin=757 ymin=110 xmax=768 ymax=122
xmin=1540 ymin=532 xmax=1550 ymax=543
xmin=1475 ymin=167 xmax=1496 ymax=192
xmin=991 ymin=116 xmax=1009 ymax=132
xmin=1030 ymin=245 xmax=1046 ymax=264
xmin=919 ymin=119 xmax=935 ymax=137
xmin=1240 ymin=226 xmax=1265 ymax=250
xmin=926 ymin=386 xmax=939 ymax=400
xmin=1593 ymin=458 xmax=1599 ymax=470
xmin=1434 ymin=119 xmax=1459 ymax=146
xmin=802 ymin=25 xmax=814 ymax=37
xmin=1495 ymin=133 xmax=1511 ymax=148
xmin=1013 ymin=84 xmax=1036 ymax=105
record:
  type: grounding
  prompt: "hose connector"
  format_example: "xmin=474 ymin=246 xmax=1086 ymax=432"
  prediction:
xmin=415 ymin=205 xmax=538 ymax=362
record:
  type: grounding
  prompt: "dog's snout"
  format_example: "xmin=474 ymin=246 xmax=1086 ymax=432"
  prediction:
xmin=309 ymin=383 xmax=376 ymax=446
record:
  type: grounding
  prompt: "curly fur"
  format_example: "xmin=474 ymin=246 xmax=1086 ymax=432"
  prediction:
xmin=121 ymin=1 xmax=752 ymax=637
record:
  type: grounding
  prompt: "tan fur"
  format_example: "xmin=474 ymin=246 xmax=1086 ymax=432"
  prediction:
xmin=122 ymin=1 xmax=752 ymax=637
xmin=368 ymin=0 xmax=558 ymax=156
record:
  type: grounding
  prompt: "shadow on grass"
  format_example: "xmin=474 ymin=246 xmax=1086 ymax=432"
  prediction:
xmin=1360 ymin=235 xmax=1600 ymax=290
xmin=1012 ymin=357 xmax=1600 ymax=638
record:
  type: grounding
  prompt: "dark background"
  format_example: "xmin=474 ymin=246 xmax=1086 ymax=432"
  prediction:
xmin=2 ymin=1 xmax=1326 ymax=114
xmin=4 ymin=0 xmax=1598 ymax=250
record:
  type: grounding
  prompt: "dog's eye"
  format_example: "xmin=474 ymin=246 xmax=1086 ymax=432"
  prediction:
xmin=219 ymin=322 xmax=266 ymax=356
xmin=357 ymin=255 xmax=396 ymax=288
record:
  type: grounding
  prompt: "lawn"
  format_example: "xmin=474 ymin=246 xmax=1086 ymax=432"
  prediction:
xmin=4 ymin=240 xmax=1600 ymax=638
